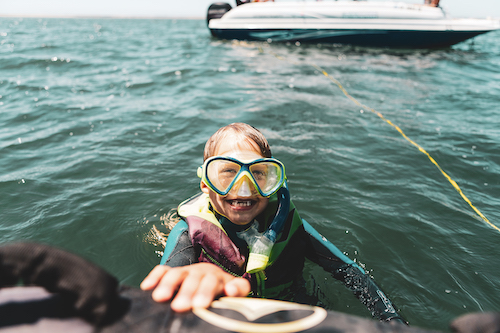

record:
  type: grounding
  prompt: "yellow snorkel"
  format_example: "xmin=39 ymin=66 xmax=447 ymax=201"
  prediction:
xmin=237 ymin=181 xmax=290 ymax=273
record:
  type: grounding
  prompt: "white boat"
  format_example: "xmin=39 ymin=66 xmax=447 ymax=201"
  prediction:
xmin=206 ymin=1 xmax=500 ymax=48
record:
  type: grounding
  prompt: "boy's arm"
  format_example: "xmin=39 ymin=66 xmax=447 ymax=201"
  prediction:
xmin=160 ymin=219 xmax=198 ymax=266
xmin=302 ymin=220 xmax=406 ymax=324
xmin=144 ymin=220 xmax=251 ymax=311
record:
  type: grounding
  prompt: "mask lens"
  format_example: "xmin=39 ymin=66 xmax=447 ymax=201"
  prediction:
xmin=206 ymin=159 xmax=242 ymax=194
xmin=249 ymin=161 xmax=282 ymax=195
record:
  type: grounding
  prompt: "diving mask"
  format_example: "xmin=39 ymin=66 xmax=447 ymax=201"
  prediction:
xmin=197 ymin=156 xmax=286 ymax=197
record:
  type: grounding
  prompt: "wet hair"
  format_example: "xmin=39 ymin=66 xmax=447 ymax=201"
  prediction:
xmin=204 ymin=123 xmax=272 ymax=161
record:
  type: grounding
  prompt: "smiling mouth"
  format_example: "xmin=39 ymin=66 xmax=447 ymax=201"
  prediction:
xmin=227 ymin=199 xmax=255 ymax=207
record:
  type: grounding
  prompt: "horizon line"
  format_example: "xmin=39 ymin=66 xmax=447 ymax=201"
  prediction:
xmin=0 ymin=14 xmax=204 ymax=20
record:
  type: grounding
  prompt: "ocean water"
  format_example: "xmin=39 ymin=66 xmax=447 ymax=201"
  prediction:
xmin=1 ymin=17 xmax=499 ymax=331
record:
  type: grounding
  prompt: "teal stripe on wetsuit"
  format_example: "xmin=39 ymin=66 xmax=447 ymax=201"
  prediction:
xmin=160 ymin=220 xmax=188 ymax=266
xmin=302 ymin=219 xmax=365 ymax=274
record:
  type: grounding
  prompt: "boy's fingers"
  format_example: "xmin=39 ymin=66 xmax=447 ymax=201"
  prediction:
xmin=224 ymin=278 xmax=251 ymax=297
xmin=142 ymin=263 xmax=251 ymax=312
xmin=191 ymin=273 xmax=225 ymax=308
xmin=140 ymin=265 xmax=170 ymax=290
xmin=170 ymin=269 xmax=206 ymax=312
xmin=151 ymin=267 xmax=187 ymax=303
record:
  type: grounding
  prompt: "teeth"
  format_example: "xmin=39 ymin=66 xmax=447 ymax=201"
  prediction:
xmin=229 ymin=200 xmax=253 ymax=207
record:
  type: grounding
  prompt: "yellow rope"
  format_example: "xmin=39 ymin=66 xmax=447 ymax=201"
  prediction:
xmin=267 ymin=48 xmax=497 ymax=231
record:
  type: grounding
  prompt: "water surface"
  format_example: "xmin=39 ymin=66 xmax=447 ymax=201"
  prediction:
xmin=1 ymin=17 xmax=499 ymax=331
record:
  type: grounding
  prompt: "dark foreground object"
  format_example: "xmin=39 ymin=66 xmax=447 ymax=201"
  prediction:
xmin=0 ymin=242 xmax=497 ymax=333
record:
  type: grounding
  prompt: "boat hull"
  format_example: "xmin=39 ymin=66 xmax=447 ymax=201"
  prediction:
xmin=209 ymin=28 xmax=491 ymax=48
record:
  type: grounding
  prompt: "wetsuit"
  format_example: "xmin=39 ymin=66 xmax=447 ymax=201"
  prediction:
xmin=161 ymin=193 xmax=405 ymax=323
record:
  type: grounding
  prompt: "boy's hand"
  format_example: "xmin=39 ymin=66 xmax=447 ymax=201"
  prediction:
xmin=140 ymin=263 xmax=251 ymax=312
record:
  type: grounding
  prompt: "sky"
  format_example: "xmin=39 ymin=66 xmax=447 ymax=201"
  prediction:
xmin=1 ymin=0 xmax=499 ymax=19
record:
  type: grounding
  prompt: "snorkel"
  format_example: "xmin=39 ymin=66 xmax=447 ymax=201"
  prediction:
xmin=237 ymin=180 xmax=290 ymax=273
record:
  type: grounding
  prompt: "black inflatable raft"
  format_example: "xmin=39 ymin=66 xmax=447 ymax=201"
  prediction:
xmin=0 ymin=243 xmax=497 ymax=333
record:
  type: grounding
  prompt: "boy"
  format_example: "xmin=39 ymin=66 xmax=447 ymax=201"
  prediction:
xmin=141 ymin=123 xmax=405 ymax=323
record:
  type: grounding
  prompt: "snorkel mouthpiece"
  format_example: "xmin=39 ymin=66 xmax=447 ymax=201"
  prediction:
xmin=237 ymin=223 xmax=273 ymax=273
xmin=237 ymin=182 xmax=290 ymax=274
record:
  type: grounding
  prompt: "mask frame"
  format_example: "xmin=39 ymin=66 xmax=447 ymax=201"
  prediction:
xmin=198 ymin=156 xmax=286 ymax=197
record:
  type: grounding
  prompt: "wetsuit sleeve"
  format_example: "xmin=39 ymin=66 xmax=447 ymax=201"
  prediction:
xmin=159 ymin=220 xmax=199 ymax=267
xmin=302 ymin=220 xmax=406 ymax=323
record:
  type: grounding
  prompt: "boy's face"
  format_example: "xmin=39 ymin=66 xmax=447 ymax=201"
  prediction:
xmin=200 ymin=135 xmax=269 ymax=226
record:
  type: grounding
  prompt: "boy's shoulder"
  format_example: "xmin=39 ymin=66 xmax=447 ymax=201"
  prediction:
xmin=177 ymin=192 xmax=222 ymax=228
